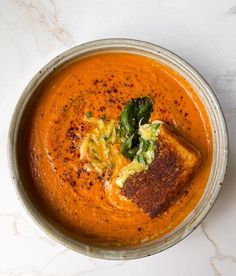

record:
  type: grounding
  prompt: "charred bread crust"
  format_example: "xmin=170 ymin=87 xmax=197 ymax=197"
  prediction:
xmin=121 ymin=124 xmax=201 ymax=218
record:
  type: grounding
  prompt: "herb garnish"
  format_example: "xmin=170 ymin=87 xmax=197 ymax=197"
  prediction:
xmin=119 ymin=97 xmax=153 ymax=160
xmin=85 ymin=111 xmax=93 ymax=118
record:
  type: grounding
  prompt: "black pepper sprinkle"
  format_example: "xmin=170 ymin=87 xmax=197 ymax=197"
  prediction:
xmin=63 ymin=157 xmax=70 ymax=163
xmin=184 ymin=190 xmax=189 ymax=196
xmin=97 ymin=175 xmax=103 ymax=181
xmin=99 ymin=106 xmax=105 ymax=112
xmin=66 ymin=127 xmax=80 ymax=140
xmin=69 ymin=144 xmax=77 ymax=154
xmin=70 ymin=181 xmax=76 ymax=187
xmin=77 ymin=168 xmax=86 ymax=178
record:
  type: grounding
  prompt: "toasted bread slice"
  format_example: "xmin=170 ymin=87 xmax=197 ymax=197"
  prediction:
xmin=121 ymin=124 xmax=201 ymax=218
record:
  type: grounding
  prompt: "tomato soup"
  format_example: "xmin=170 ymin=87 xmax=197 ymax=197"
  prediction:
xmin=27 ymin=53 xmax=212 ymax=246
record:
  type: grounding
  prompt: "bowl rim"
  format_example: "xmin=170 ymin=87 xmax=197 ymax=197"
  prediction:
xmin=8 ymin=38 xmax=228 ymax=260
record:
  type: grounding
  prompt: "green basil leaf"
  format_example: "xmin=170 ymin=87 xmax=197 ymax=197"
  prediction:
xmin=119 ymin=97 xmax=153 ymax=160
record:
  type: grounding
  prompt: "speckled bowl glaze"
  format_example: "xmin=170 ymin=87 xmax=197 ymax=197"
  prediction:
xmin=8 ymin=39 xmax=228 ymax=260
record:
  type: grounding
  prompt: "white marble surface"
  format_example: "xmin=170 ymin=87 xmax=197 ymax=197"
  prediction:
xmin=0 ymin=0 xmax=236 ymax=275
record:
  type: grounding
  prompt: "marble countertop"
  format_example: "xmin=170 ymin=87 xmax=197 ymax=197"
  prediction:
xmin=0 ymin=1 xmax=236 ymax=275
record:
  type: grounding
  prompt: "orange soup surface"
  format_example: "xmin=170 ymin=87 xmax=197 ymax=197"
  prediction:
xmin=28 ymin=53 xmax=212 ymax=246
